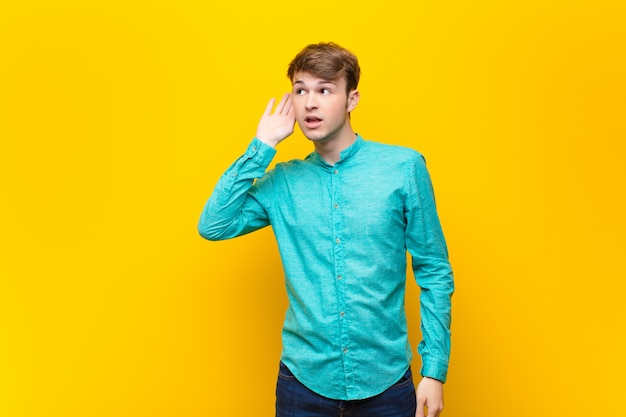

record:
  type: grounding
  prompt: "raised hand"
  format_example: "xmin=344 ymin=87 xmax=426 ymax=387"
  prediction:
xmin=255 ymin=93 xmax=295 ymax=148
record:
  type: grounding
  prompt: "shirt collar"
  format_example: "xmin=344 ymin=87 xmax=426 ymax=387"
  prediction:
xmin=309 ymin=134 xmax=365 ymax=167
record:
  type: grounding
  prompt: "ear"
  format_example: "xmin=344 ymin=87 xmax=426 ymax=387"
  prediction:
xmin=347 ymin=89 xmax=360 ymax=112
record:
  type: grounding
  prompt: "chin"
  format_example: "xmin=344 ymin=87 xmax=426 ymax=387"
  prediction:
xmin=303 ymin=131 xmax=328 ymax=142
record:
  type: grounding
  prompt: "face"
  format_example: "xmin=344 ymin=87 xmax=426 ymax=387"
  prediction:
xmin=291 ymin=72 xmax=359 ymax=143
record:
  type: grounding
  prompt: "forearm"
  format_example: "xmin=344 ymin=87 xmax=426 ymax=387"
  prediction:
xmin=416 ymin=261 xmax=454 ymax=382
xmin=198 ymin=138 xmax=275 ymax=240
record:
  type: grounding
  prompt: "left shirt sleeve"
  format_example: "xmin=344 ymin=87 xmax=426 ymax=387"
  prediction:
xmin=198 ymin=138 xmax=276 ymax=241
xmin=404 ymin=153 xmax=455 ymax=383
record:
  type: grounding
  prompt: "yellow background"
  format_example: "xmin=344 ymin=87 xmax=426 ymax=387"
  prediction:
xmin=1 ymin=0 xmax=624 ymax=415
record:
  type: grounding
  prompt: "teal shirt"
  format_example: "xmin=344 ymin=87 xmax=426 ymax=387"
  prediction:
xmin=198 ymin=135 xmax=454 ymax=400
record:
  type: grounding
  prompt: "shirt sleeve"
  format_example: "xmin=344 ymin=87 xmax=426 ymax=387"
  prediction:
xmin=198 ymin=138 xmax=276 ymax=240
xmin=404 ymin=153 xmax=454 ymax=383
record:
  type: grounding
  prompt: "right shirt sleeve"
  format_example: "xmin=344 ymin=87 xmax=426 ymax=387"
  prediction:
xmin=197 ymin=138 xmax=277 ymax=241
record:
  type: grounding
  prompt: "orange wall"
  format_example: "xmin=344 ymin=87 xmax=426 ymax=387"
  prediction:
xmin=1 ymin=1 xmax=624 ymax=416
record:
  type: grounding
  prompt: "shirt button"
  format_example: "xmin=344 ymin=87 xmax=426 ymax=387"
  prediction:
xmin=334 ymin=203 xmax=339 ymax=208
xmin=252 ymin=146 xmax=257 ymax=151
xmin=340 ymin=312 xmax=345 ymax=317
xmin=337 ymin=274 xmax=342 ymax=280
xmin=343 ymin=348 xmax=348 ymax=353
xmin=333 ymin=169 xmax=339 ymax=174
xmin=335 ymin=238 xmax=341 ymax=244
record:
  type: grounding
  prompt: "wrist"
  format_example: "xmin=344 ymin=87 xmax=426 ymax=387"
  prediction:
xmin=256 ymin=135 xmax=280 ymax=148
xmin=422 ymin=376 xmax=444 ymax=384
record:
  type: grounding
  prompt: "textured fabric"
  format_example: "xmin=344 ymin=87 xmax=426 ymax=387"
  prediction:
xmin=198 ymin=135 xmax=454 ymax=400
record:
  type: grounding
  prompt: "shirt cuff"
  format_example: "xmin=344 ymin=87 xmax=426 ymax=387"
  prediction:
xmin=246 ymin=137 xmax=277 ymax=164
xmin=420 ymin=357 xmax=449 ymax=383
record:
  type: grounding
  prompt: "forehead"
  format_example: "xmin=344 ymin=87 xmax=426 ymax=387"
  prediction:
xmin=292 ymin=72 xmax=346 ymax=88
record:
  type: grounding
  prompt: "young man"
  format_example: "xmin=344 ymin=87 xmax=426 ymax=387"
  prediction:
xmin=198 ymin=42 xmax=454 ymax=417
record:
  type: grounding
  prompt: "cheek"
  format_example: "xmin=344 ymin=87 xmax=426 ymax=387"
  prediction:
xmin=291 ymin=99 xmax=304 ymax=117
xmin=337 ymin=100 xmax=350 ymax=114
xmin=338 ymin=97 xmax=349 ymax=110
xmin=293 ymin=107 xmax=306 ymax=120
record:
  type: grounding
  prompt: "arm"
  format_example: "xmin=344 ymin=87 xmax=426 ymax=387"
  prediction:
xmin=197 ymin=94 xmax=295 ymax=240
xmin=404 ymin=154 xmax=454 ymax=416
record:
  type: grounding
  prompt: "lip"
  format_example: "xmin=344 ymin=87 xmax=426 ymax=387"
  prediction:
xmin=304 ymin=115 xmax=323 ymax=129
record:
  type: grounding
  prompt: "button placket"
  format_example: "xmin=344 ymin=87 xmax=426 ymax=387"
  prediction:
xmin=330 ymin=164 xmax=352 ymax=380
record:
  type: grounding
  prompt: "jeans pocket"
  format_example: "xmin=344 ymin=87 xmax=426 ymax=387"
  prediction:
xmin=389 ymin=367 xmax=414 ymax=390
xmin=278 ymin=361 xmax=297 ymax=381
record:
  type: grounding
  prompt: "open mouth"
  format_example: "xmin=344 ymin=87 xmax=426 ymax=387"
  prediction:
xmin=304 ymin=116 xmax=322 ymax=128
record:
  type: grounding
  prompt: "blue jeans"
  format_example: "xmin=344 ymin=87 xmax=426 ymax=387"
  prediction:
xmin=275 ymin=362 xmax=417 ymax=417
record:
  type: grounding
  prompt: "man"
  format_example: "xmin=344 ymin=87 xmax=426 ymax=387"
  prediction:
xmin=198 ymin=42 xmax=454 ymax=417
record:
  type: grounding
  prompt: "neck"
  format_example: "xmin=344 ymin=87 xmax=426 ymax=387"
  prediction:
xmin=313 ymin=123 xmax=357 ymax=165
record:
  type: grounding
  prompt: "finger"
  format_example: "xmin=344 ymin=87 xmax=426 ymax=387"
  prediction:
xmin=283 ymin=94 xmax=293 ymax=115
xmin=427 ymin=407 xmax=440 ymax=417
xmin=426 ymin=403 xmax=442 ymax=417
xmin=416 ymin=398 xmax=426 ymax=417
xmin=263 ymin=98 xmax=276 ymax=115
xmin=276 ymin=93 xmax=290 ymax=114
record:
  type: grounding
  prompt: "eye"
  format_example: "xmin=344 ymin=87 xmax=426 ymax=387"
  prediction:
xmin=321 ymin=88 xmax=331 ymax=95
xmin=295 ymin=88 xmax=306 ymax=95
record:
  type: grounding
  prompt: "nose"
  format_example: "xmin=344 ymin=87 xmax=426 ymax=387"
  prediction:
xmin=305 ymin=92 xmax=318 ymax=110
